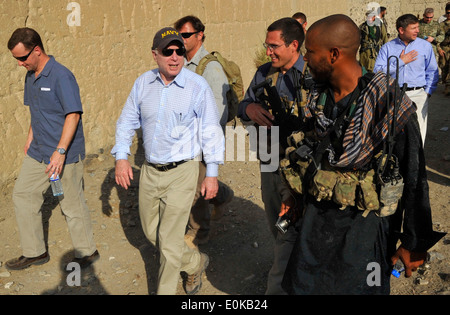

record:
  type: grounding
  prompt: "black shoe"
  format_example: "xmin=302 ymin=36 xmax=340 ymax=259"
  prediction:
xmin=5 ymin=252 xmax=50 ymax=271
xmin=73 ymin=250 xmax=100 ymax=269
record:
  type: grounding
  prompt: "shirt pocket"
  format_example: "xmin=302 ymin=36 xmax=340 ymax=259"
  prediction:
xmin=38 ymin=87 xmax=61 ymax=114
xmin=169 ymin=109 xmax=196 ymax=139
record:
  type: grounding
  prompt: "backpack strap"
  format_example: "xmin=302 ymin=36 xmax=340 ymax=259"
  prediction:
xmin=195 ymin=54 xmax=218 ymax=76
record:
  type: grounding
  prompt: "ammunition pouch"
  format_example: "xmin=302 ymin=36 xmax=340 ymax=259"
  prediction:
xmin=333 ymin=172 xmax=358 ymax=209
xmin=280 ymin=146 xmax=309 ymax=195
xmin=280 ymin=138 xmax=403 ymax=217
xmin=356 ymin=169 xmax=380 ymax=216
xmin=309 ymin=169 xmax=337 ymax=202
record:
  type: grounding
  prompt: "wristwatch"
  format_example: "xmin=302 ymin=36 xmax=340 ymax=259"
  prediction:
xmin=56 ymin=148 xmax=66 ymax=155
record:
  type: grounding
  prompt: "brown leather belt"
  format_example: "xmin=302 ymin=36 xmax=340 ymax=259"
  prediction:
xmin=146 ymin=160 xmax=188 ymax=172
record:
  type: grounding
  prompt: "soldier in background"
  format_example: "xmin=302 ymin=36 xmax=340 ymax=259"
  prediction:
xmin=440 ymin=4 xmax=450 ymax=94
xmin=419 ymin=8 xmax=445 ymax=62
xmin=438 ymin=2 xmax=450 ymax=23
xmin=359 ymin=11 xmax=388 ymax=72
xmin=292 ymin=12 xmax=308 ymax=56
xmin=380 ymin=6 xmax=390 ymax=38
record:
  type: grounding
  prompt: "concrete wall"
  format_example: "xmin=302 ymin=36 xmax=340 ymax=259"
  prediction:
xmin=0 ymin=0 xmax=448 ymax=189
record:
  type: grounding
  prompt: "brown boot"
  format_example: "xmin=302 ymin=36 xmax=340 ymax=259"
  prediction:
xmin=73 ymin=250 xmax=100 ymax=269
xmin=5 ymin=252 xmax=50 ymax=270
xmin=184 ymin=253 xmax=209 ymax=295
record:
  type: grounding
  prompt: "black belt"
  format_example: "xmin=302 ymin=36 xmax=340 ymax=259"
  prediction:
xmin=406 ymin=86 xmax=425 ymax=91
xmin=146 ymin=160 xmax=188 ymax=172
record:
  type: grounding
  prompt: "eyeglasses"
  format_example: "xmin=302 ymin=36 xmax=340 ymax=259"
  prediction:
xmin=161 ymin=47 xmax=186 ymax=57
xmin=446 ymin=11 xmax=450 ymax=15
xmin=424 ymin=15 xmax=434 ymax=19
xmin=180 ymin=31 xmax=200 ymax=39
xmin=263 ymin=43 xmax=286 ymax=52
xmin=14 ymin=45 xmax=36 ymax=62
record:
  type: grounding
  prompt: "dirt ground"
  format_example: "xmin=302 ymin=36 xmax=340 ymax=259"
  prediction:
xmin=0 ymin=84 xmax=449 ymax=296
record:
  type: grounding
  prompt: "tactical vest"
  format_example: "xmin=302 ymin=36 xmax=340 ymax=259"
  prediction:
xmin=280 ymin=73 xmax=403 ymax=218
xmin=264 ymin=63 xmax=309 ymax=119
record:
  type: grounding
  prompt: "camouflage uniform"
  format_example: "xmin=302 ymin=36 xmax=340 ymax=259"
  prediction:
xmin=419 ymin=19 xmax=445 ymax=60
xmin=359 ymin=22 xmax=388 ymax=72
xmin=439 ymin=19 xmax=450 ymax=94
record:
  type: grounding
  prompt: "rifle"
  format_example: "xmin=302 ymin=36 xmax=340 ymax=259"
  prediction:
xmin=374 ymin=55 xmax=407 ymax=217
xmin=251 ymin=78 xmax=287 ymax=125
xmin=376 ymin=55 xmax=407 ymax=182
xmin=252 ymin=78 xmax=303 ymax=148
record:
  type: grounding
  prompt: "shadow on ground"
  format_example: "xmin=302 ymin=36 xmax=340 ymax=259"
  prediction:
xmin=98 ymin=136 xmax=272 ymax=295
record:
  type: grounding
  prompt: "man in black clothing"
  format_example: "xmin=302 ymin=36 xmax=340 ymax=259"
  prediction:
xmin=280 ymin=14 xmax=445 ymax=294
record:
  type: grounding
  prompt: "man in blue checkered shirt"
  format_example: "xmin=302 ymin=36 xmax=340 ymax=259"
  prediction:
xmin=112 ymin=27 xmax=224 ymax=295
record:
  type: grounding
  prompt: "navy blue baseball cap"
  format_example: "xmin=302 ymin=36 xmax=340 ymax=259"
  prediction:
xmin=152 ymin=27 xmax=184 ymax=50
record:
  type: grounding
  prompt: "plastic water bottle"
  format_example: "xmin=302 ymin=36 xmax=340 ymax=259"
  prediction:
xmin=391 ymin=260 xmax=405 ymax=278
xmin=50 ymin=173 xmax=64 ymax=196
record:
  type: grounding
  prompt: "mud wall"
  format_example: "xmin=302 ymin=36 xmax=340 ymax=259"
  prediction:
xmin=0 ymin=0 xmax=447 ymax=188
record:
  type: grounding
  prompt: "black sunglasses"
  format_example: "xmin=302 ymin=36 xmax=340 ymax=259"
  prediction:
xmin=15 ymin=45 xmax=37 ymax=62
xmin=180 ymin=31 xmax=200 ymax=39
xmin=161 ymin=46 xmax=186 ymax=57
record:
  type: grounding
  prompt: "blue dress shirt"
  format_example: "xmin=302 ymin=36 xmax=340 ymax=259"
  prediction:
xmin=111 ymin=67 xmax=224 ymax=177
xmin=373 ymin=37 xmax=439 ymax=95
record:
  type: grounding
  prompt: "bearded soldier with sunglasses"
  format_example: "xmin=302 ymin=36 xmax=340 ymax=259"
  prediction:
xmin=112 ymin=27 xmax=224 ymax=295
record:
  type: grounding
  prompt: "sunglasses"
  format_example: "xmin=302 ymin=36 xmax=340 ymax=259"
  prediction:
xmin=161 ymin=46 xmax=185 ymax=57
xmin=15 ymin=45 xmax=37 ymax=62
xmin=180 ymin=31 xmax=200 ymax=39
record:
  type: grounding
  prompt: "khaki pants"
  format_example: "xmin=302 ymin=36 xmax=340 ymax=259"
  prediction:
xmin=139 ymin=160 xmax=201 ymax=295
xmin=406 ymin=89 xmax=429 ymax=146
xmin=12 ymin=155 xmax=96 ymax=258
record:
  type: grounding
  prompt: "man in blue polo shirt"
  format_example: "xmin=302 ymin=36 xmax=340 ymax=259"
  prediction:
xmin=6 ymin=28 xmax=98 ymax=271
